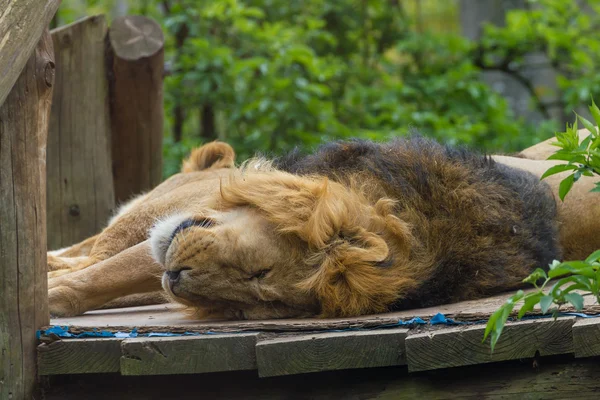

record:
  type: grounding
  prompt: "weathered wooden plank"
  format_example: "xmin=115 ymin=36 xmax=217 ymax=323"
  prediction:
xmin=573 ymin=318 xmax=600 ymax=358
xmin=38 ymin=339 xmax=122 ymax=375
xmin=406 ymin=317 xmax=575 ymax=372
xmin=256 ymin=328 xmax=407 ymax=377
xmin=0 ymin=0 xmax=61 ymax=106
xmin=108 ymin=15 xmax=164 ymax=204
xmin=42 ymin=357 xmax=600 ymax=400
xmin=0 ymin=29 xmax=54 ymax=399
xmin=120 ymin=333 xmax=259 ymax=375
xmin=47 ymin=15 xmax=115 ymax=250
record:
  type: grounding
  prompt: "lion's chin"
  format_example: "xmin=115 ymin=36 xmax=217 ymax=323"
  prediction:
xmin=181 ymin=306 xmax=234 ymax=321
xmin=161 ymin=276 xmax=242 ymax=320
xmin=162 ymin=274 xmax=200 ymax=307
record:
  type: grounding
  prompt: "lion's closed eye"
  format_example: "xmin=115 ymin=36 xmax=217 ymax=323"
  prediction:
xmin=249 ymin=269 xmax=270 ymax=280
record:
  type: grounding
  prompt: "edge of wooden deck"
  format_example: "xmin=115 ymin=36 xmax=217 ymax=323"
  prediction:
xmin=38 ymin=315 xmax=600 ymax=377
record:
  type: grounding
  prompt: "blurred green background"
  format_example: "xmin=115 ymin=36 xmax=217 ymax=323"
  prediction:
xmin=54 ymin=0 xmax=600 ymax=177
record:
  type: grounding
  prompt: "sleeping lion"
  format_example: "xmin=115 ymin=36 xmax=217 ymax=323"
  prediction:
xmin=47 ymin=134 xmax=600 ymax=319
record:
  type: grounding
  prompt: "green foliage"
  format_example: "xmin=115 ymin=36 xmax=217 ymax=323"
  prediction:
xmin=541 ymin=102 xmax=600 ymax=199
xmin=479 ymin=0 xmax=600 ymax=116
xmin=56 ymin=0 xmax=565 ymax=177
xmin=54 ymin=1 xmax=600 ymax=178
xmin=483 ymin=100 xmax=600 ymax=352
xmin=160 ymin=0 xmax=543 ymax=167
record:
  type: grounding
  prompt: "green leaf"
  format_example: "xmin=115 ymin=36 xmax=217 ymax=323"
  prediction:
xmin=491 ymin=304 xmax=513 ymax=352
xmin=577 ymin=135 xmax=593 ymax=152
xmin=522 ymin=268 xmax=548 ymax=284
xmin=590 ymin=99 xmax=600 ymax=128
xmin=595 ymin=268 xmax=600 ymax=297
xmin=569 ymin=275 xmax=593 ymax=291
xmin=547 ymin=152 xmax=587 ymax=164
xmin=585 ymin=250 xmax=600 ymax=263
xmin=562 ymin=283 xmax=589 ymax=294
xmin=540 ymin=164 xmax=578 ymax=180
xmin=483 ymin=306 xmax=504 ymax=343
xmin=548 ymin=263 xmax=576 ymax=278
xmin=563 ymin=260 xmax=595 ymax=270
xmin=558 ymin=174 xmax=575 ymax=201
xmin=577 ymin=114 xmax=597 ymax=138
xmin=540 ymin=295 xmax=554 ymax=314
xmin=592 ymin=183 xmax=600 ymax=193
xmin=517 ymin=293 xmax=543 ymax=319
xmin=564 ymin=292 xmax=584 ymax=311
xmin=552 ymin=275 xmax=589 ymax=292
xmin=484 ymin=290 xmax=523 ymax=351
xmin=549 ymin=259 xmax=561 ymax=270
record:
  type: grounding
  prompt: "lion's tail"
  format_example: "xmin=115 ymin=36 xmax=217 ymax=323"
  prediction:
xmin=181 ymin=141 xmax=236 ymax=173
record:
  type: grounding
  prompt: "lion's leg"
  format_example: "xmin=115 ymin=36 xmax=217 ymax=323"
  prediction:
xmin=47 ymin=254 xmax=89 ymax=272
xmin=47 ymin=234 xmax=102 ymax=274
xmin=100 ymin=291 xmax=168 ymax=310
xmin=48 ymin=234 xmax=101 ymax=258
xmin=47 ymin=204 xmax=167 ymax=279
xmin=48 ymin=240 xmax=164 ymax=317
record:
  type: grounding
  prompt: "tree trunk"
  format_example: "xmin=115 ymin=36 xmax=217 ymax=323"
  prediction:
xmin=200 ymin=104 xmax=217 ymax=140
xmin=171 ymin=22 xmax=189 ymax=143
xmin=0 ymin=29 xmax=54 ymax=400
xmin=47 ymin=16 xmax=115 ymax=250
xmin=108 ymin=15 xmax=165 ymax=204
xmin=0 ymin=0 xmax=61 ymax=106
xmin=173 ymin=103 xmax=185 ymax=142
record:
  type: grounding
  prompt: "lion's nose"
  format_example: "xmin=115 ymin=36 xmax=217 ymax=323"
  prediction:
xmin=170 ymin=218 xmax=215 ymax=243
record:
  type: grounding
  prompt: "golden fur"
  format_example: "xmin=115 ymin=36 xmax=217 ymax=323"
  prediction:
xmin=47 ymin=134 xmax=600 ymax=319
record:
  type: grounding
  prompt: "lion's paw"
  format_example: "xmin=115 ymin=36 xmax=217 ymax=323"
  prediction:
xmin=47 ymin=254 xmax=72 ymax=272
xmin=48 ymin=269 xmax=71 ymax=279
xmin=48 ymin=286 xmax=84 ymax=318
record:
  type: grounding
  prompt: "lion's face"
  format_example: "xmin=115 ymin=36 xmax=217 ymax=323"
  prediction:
xmin=149 ymin=168 xmax=417 ymax=320
xmin=150 ymin=208 xmax=320 ymax=319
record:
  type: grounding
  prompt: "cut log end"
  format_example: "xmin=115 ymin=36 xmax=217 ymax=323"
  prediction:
xmin=109 ymin=15 xmax=164 ymax=61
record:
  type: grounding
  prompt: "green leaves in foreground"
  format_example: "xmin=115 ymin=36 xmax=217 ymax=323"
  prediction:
xmin=543 ymin=101 xmax=600 ymax=200
xmin=483 ymin=258 xmax=599 ymax=352
xmin=485 ymin=101 xmax=600 ymax=351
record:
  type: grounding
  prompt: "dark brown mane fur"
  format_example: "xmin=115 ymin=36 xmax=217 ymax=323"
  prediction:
xmin=272 ymin=136 xmax=561 ymax=310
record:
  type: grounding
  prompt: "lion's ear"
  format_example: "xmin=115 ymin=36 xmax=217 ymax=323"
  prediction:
xmin=181 ymin=141 xmax=235 ymax=172
xmin=298 ymin=227 xmax=416 ymax=317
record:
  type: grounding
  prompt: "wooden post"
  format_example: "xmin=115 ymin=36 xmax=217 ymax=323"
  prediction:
xmin=0 ymin=0 xmax=61 ymax=106
xmin=108 ymin=15 xmax=164 ymax=204
xmin=0 ymin=29 xmax=54 ymax=400
xmin=46 ymin=16 xmax=115 ymax=250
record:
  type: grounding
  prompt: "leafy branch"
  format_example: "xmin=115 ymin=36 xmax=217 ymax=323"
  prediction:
xmin=483 ymin=100 xmax=600 ymax=351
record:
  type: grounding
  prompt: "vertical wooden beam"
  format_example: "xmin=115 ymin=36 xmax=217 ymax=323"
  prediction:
xmin=108 ymin=15 xmax=165 ymax=205
xmin=0 ymin=28 xmax=54 ymax=400
xmin=0 ymin=0 xmax=61 ymax=106
xmin=47 ymin=16 xmax=115 ymax=250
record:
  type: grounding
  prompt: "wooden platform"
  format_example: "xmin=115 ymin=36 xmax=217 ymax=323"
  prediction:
xmin=39 ymin=291 xmax=600 ymax=378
